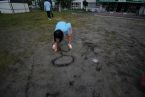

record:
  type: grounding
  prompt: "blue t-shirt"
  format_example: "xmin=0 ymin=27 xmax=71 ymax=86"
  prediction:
xmin=55 ymin=21 xmax=72 ymax=35
xmin=44 ymin=1 xmax=51 ymax=11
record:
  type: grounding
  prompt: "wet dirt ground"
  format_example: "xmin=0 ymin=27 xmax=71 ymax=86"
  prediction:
xmin=0 ymin=14 xmax=145 ymax=97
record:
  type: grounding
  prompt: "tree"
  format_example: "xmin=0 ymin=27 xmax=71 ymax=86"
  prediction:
xmin=26 ymin=0 xmax=32 ymax=5
xmin=38 ymin=0 xmax=43 ymax=10
xmin=55 ymin=0 xmax=74 ymax=12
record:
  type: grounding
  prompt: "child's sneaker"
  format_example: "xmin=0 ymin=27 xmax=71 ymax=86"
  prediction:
xmin=48 ymin=18 xmax=52 ymax=20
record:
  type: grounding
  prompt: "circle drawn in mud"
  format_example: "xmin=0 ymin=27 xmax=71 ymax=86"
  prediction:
xmin=52 ymin=55 xmax=75 ymax=67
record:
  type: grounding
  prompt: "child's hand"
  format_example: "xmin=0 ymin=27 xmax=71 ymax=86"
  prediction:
xmin=52 ymin=44 xmax=57 ymax=52
xmin=68 ymin=43 xmax=72 ymax=49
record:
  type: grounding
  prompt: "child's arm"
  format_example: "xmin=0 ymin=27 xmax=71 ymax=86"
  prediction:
xmin=67 ymin=28 xmax=72 ymax=43
xmin=67 ymin=28 xmax=73 ymax=49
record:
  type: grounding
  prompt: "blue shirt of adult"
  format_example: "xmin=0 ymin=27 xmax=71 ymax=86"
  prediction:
xmin=44 ymin=1 xmax=51 ymax=11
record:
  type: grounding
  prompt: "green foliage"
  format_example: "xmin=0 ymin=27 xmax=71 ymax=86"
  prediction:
xmin=55 ymin=0 xmax=74 ymax=8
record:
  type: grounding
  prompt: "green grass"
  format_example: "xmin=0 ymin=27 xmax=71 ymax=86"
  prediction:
xmin=0 ymin=10 xmax=85 ymax=73
xmin=0 ymin=10 xmax=83 ymax=27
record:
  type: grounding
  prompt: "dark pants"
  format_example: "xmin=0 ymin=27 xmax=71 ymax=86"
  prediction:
xmin=50 ymin=6 xmax=53 ymax=17
xmin=50 ymin=11 xmax=53 ymax=17
xmin=46 ymin=11 xmax=51 ymax=18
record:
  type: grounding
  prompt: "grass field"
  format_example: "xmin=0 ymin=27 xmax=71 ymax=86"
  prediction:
xmin=0 ymin=10 xmax=145 ymax=97
xmin=0 ymin=10 xmax=84 ymax=72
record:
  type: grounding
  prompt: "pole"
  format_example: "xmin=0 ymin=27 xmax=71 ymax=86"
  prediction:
xmin=9 ymin=0 xmax=14 ymax=13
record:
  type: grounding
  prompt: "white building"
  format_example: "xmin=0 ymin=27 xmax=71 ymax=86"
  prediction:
xmin=0 ymin=0 xmax=29 ymax=14
xmin=72 ymin=0 xmax=97 ymax=9
xmin=72 ymin=0 xmax=106 ymax=12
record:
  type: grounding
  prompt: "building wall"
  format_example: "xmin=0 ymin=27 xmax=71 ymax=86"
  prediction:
xmin=72 ymin=0 xmax=97 ymax=9
xmin=72 ymin=2 xmax=82 ymax=9
xmin=73 ymin=0 xmax=96 ymax=2
xmin=72 ymin=0 xmax=83 ymax=9
xmin=0 ymin=2 xmax=13 ymax=13
xmin=73 ymin=0 xmax=84 ymax=2
xmin=88 ymin=2 xmax=97 ymax=8
xmin=12 ymin=3 xmax=29 ymax=13
xmin=0 ymin=2 xmax=29 ymax=13
xmin=87 ymin=0 xmax=96 ymax=2
xmin=97 ymin=0 xmax=145 ymax=3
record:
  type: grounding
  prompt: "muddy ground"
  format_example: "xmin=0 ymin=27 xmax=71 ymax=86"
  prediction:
xmin=0 ymin=13 xmax=145 ymax=97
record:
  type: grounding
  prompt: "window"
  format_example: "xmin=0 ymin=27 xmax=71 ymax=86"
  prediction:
xmin=72 ymin=2 xmax=81 ymax=9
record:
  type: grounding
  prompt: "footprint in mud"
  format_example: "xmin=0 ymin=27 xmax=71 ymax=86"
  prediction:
xmin=73 ymin=75 xmax=81 ymax=78
xmin=92 ymin=90 xmax=102 ymax=97
xmin=91 ymin=58 xmax=102 ymax=72
xmin=69 ymin=81 xmax=75 ymax=86
xmin=82 ymin=41 xmax=103 ymax=72
xmin=96 ymin=63 xmax=102 ymax=72
xmin=83 ymin=42 xmax=96 ymax=52
xmin=16 ymin=58 xmax=25 ymax=65
xmin=46 ymin=92 xmax=59 ymax=97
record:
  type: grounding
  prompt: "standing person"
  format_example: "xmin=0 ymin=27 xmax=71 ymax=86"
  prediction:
xmin=48 ymin=0 xmax=53 ymax=17
xmin=52 ymin=21 xmax=73 ymax=52
xmin=44 ymin=0 xmax=51 ymax=20
xmin=83 ymin=0 xmax=88 ymax=11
